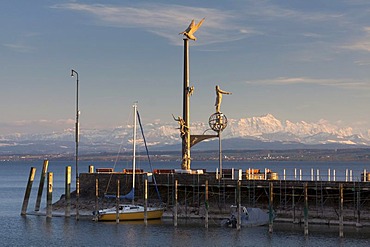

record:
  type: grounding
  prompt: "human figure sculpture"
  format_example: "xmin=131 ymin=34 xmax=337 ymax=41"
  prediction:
xmin=215 ymin=85 xmax=232 ymax=113
xmin=172 ymin=115 xmax=188 ymax=136
xmin=179 ymin=18 xmax=205 ymax=41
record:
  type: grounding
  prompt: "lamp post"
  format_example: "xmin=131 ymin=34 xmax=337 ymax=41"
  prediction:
xmin=71 ymin=69 xmax=80 ymax=220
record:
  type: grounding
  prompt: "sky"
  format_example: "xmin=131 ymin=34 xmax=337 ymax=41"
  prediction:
xmin=1 ymin=0 xmax=370 ymax=135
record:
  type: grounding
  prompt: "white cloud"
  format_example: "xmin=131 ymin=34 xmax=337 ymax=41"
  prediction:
xmin=245 ymin=77 xmax=370 ymax=90
xmin=51 ymin=3 xmax=255 ymax=45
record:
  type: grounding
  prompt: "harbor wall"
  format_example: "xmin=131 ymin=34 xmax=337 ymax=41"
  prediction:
xmin=66 ymin=172 xmax=370 ymax=224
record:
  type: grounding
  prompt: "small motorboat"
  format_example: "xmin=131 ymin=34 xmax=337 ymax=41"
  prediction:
xmin=222 ymin=206 xmax=270 ymax=228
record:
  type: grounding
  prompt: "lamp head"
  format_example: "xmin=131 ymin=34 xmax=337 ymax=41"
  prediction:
xmin=71 ymin=69 xmax=77 ymax=77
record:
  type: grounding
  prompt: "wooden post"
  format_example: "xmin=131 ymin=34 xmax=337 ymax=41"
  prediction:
xmin=35 ymin=160 xmax=49 ymax=211
xmin=174 ymin=179 xmax=178 ymax=227
xmin=269 ymin=182 xmax=273 ymax=233
xmin=76 ymin=175 xmax=80 ymax=221
xmin=292 ymin=186 xmax=296 ymax=223
xmin=65 ymin=166 xmax=71 ymax=217
xmin=144 ymin=178 xmax=148 ymax=225
xmin=21 ymin=167 xmax=36 ymax=216
xmin=304 ymin=183 xmax=308 ymax=236
xmin=339 ymin=183 xmax=344 ymax=237
xmin=116 ymin=179 xmax=120 ymax=224
xmin=237 ymin=180 xmax=241 ymax=230
xmin=205 ymin=180 xmax=209 ymax=229
xmin=46 ymin=172 xmax=53 ymax=218
xmin=95 ymin=178 xmax=99 ymax=220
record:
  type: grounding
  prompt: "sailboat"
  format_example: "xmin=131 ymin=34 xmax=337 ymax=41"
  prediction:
xmin=95 ymin=103 xmax=164 ymax=221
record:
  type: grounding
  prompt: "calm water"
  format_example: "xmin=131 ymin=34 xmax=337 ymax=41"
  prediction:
xmin=1 ymin=160 xmax=370 ymax=246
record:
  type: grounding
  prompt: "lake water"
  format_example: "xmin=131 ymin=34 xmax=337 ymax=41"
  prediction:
xmin=1 ymin=160 xmax=370 ymax=246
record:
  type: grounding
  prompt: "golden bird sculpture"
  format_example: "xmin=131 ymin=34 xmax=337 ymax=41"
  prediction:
xmin=179 ymin=18 xmax=205 ymax=41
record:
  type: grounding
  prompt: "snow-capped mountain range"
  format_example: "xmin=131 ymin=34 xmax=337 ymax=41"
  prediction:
xmin=1 ymin=114 xmax=369 ymax=155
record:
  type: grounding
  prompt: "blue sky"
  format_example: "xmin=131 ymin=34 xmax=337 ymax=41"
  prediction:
xmin=1 ymin=1 xmax=370 ymax=135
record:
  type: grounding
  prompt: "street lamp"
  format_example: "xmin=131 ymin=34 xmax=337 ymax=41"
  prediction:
xmin=71 ymin=69 xmax=80 ymax=220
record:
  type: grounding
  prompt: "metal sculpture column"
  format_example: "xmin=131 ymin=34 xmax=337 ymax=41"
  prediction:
xmin=209 ymin=85 xmax=232 ymax=179
xmin=179 ymin=18 xmax=205 ymax=170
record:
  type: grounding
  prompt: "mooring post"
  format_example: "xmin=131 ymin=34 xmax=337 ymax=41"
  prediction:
xmin=356 ymin=184 xmax=361 ymax=227
xmin=116 ymin=179 xmax=120 ymax=224
xmin=21 ymin=167 xmax=37 ymax=216
xmin=144 ymin=178 xmax=148 ymax=226
xmin=46 ymin=172 xmax=53 ymax=218
xmin=237 ymin=180 xmax=241 ymax=230
xmin=205 ymin=180 xmax=209 ymax=229
xmin=89 ymin=165 xmax=94 ymax=173
xmin=174 ymin=179 xmax=178 ymax=227
xmin=292 ymin=186 xmax=296 ymax=223
xmin=95 ymin=178 xmax=99 ymax=220
xmin=269 ymin=182 xmax=273 ymax=233
xmin=339 ymin=183 xmax=344 ymax=237
xmin=35 ymin=159 xmax=49 ymax=211
xmin=304 ymin=182 xmax=308 ymax=236
xmin=65 ymin=166 xmax=71 ymax=217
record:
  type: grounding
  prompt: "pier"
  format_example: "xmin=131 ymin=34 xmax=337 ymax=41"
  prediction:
xmin=57 ymin=169 xmax=370 ymax=226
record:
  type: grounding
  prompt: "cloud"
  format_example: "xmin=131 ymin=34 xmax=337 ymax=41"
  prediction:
xmin=245 ymin=77 xmax=370 ymax=90
xmin=0 ymin=119 xmax=75 ymax=135
xmin=342 ymin=27 xmax=370 ymax=52
xmin=51 ymin=3 xmax=255 ymax=45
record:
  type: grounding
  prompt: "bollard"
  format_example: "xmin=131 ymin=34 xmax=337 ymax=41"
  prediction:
xmin=311 ymin=168 xmax=314 ymax=181
xmin=364 ymin=169 xmax=367 ymax=182
xmin=333 ymin=170 xmax=336 ymax=182
xmin=35 ymin=160 xmax=49 ymax=211
xmin=46 ymin=172 xmax=53 ymax=218
xmin=65 ymin=166 xmax=71 ymax=217
xmin=89 ymin=165 xmax=94 ymax=173
xmin=21 ymin=167 xmax=36 ymax=216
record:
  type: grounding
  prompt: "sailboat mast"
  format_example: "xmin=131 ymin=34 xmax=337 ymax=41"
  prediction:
xmin=132 ymin=102 xmax=137 ymax=204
